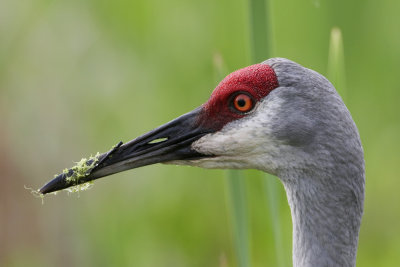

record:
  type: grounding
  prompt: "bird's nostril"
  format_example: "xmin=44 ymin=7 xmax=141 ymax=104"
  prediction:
xmin=147 ymin=137 xmax=169 ymax=145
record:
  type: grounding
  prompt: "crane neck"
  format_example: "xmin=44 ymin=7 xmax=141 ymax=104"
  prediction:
xmin=281 ymin=172 xmax=364 ymax=267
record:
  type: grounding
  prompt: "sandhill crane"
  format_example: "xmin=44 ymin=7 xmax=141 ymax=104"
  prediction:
xmin=40 ymin=58 xmax=365 ymax=267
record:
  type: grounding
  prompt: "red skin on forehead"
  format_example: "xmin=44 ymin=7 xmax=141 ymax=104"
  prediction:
xmin=198 ymin=64 xmax=279 ymax=131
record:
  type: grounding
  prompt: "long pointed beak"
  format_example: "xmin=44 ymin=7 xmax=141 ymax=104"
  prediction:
xmin=39 ymin=107 xmax=213 ymax=194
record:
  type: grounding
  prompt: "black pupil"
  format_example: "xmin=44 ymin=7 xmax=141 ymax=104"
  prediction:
xmin=237 ymin=98 xmax=246 ymax=107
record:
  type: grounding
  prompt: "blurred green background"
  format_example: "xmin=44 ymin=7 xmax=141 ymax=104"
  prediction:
xmin=1 ymin=0 xmax=399 ymax=266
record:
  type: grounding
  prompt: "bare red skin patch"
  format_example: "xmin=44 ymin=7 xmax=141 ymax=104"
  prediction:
xmin=197 ymin=64 xmax=279 ymax=131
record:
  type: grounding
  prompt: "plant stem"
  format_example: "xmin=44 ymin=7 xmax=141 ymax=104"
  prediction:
xmin=249 ymin=0 xmax=286 ymax=266
xmin=249 ymin=0 xmax=272 ymax=63
xmin=327 ymin=27 xmax=346 ymax=101
xmin=263 ymin=177 xmax=286 ymax=267
xmin=226 ymin=170 xmax=250 ymax=267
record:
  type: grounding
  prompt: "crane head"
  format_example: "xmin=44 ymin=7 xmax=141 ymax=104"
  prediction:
xmin=40 ymin=58 xmax=363 ymax=194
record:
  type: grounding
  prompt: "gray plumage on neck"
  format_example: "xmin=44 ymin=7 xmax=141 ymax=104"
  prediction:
xmin=284 ymin=174 xmax=362 ymax=267
xmin=267 ymin=58 xmax=365 ymax=266
xmin=185 ymin=58 xmax=364 ymax=266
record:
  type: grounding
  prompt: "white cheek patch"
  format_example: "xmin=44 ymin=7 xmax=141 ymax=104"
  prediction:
xmin=191 ymin=94 xmax=284 ymax=170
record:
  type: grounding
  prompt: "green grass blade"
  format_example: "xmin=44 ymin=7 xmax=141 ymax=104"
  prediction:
xmin=249 ymin=0 xmax=286 ymax=266
xmin=249 ymin=0 xmax=272 ymax=63
xmin=226 ymin=170 xmax=250 ymax=267
xmin=263 ymin=176 xmax=286 ymax=267
xmin=328 ymin=27 xmax=347 ymax=101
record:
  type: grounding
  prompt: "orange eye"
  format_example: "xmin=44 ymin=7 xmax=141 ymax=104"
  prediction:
xmin=233 ymin=94 xmax=253 ymax=113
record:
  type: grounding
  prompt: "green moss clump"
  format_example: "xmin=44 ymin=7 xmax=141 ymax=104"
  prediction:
xmin=64 ymin=153 xmax=100 ymax=183
xmin=64 ymin=181 xmax=94 ymax=193
xmin=60 ymin=152 xmax=100 ymax=193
